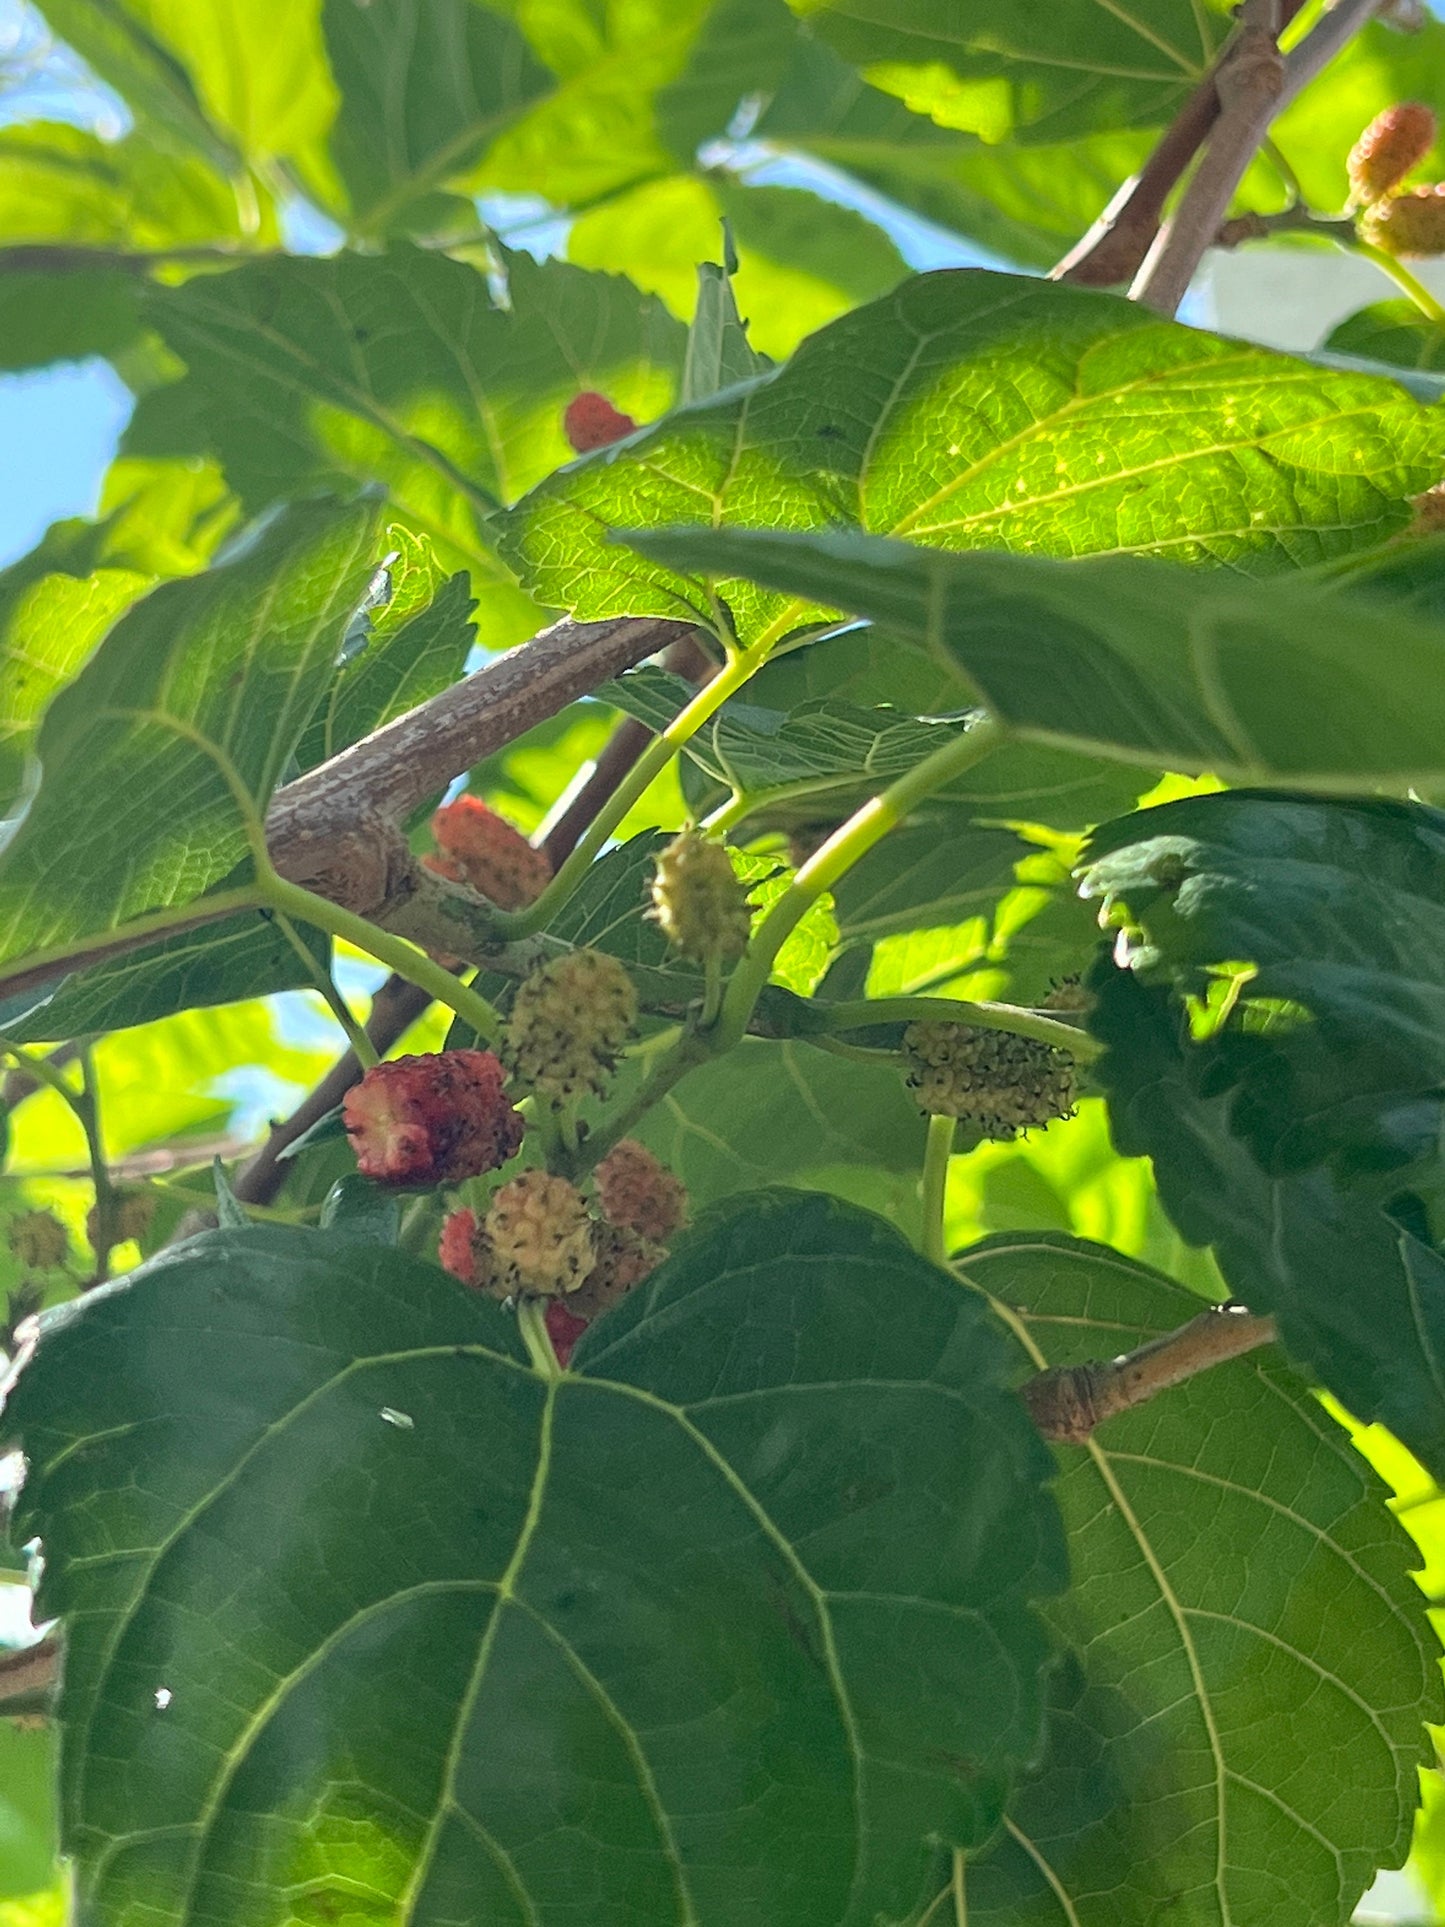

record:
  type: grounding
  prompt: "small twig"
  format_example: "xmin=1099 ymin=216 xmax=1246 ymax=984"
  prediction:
xmin=266 ymin=613 xmax=694 ymax=914
xmin=1021 ymin=1305 xmax=1277 ymax=1443
xmin=0 ymin=1043 xmax=77 ymax=1111
xmin=74 ymin=1046 xmax=117 ymax=1285
xmin=1132 ymin=0 xmax=1287 ymax=316
xmin=0 ymin=1632 xmax=60 ymax=1713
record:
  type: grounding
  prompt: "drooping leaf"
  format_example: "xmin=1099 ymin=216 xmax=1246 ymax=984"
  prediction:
xmin=500 ymin=270 xmax=1445 ymax=636
xmin=321 ymin=0 xmax=551 ymax=234
xmin=1089 ymin=963 xmax=1445 ymax=1483
xmin=6 ymin=1193 xmax=1066 ymax=1925
xmin=136 ymin=245 xmax=686 ymax=639
xmin=0 ymin=498 xmax=380 ymax=994
xmin=785 ymin=0 xmax=1219 ymax=144
xmin=954 ymin=1233 xmax=1440 ymax=1927
xmin=629 ymin=526 xmax=1445 ymax=786
xmin=37 ymin=0 xmax=335 ymax=171
xmin=1080 ymin=790 xmax=1445 ymax=1177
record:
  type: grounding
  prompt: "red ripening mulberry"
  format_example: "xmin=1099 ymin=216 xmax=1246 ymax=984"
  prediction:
xmin=563 ymin=391 xmax=638 ymax=453
xmin=429 ymin=796 xmax=551 ymax=911
xmin=438 ymin=1207 xmax=481 ymax=1286
xmin=569 ymin=1222 xmax=662 ymax=1320
xmin=343 ymin=1050 xmax=524 ymax=1187
xmin=545 ymin=1299 xmax=589 ymax=1368
xmin=1348 ymin=102 xmax=1437 ymax=205
xmin=593 ymin=1139 xmax=688 ymax=1242
xmin=1360 ymin=183 xmax=1445 ymax=256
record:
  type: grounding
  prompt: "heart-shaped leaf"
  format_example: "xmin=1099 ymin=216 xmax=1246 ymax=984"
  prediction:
xmin=6 ymin=1191 xmax=1065 ymax=1926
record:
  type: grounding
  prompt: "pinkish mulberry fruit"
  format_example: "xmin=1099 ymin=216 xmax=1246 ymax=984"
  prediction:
xmin=593 ymin=1138 xmax=688 ymax=1242
xmin=564 ymin=392 xmax=638 ymax=452
xmin=1348 ymin=103 xmax=1437 ymax=205
xmin=343 ymin=1050 xmax=524 ymax=1187
xmin=430 ymin=796 xmax=551 ymax=911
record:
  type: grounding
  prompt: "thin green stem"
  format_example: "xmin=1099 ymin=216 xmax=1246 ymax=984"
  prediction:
xmin=270 ymin=911 xmax=379 ymax=1068
xmin=701 ymin=790 xmax=755 ymax=836
xmin=715 ymin=719 xmax=1007 ymax=1049
xmin=75 ymin=1046 xmax=116 ymax=1282
xmin=952 ymin=1849 xmax=968 ymax=1926
xmin=259 ymin=873 xmax=503 ymax=1047
xmin=920 ymin=1113 xmax=955 ymax=1266
xmin=1342 ymin=236 xmax=1445 ymax=322
xmin=819 ymin=996 xmax=1101 ymax=1062
xmin=517 ymin=1296 xmax=562 ymax=1378
xmin=495 ymin=648 xmax=767 ymax=938
xmin=700 ymin=953 xmax=724 ymax=1028
xmin=1 ymin=1044 xmax=85 ymax=1110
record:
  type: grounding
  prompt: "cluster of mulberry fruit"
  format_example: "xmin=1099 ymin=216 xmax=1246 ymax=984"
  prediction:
xmin=1348 ymin=104 xmax=1445 ymax=256
xmin=437 ymin=1138 xmax=688 ymax=1364
xmin=902 ymin=1021 xmax=1077 ymax=1139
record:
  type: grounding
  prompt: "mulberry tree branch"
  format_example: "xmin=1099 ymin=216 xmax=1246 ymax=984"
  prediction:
xmin=1020 ymin=1304 xmax=1278 ymax=1443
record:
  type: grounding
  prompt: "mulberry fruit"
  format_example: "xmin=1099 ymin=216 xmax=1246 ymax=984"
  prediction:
xmin=903 ymin=1022 xmax=1077 ymax=1138
xmin=430 ymin=796 xmax=551 ymax=911
xmin=1348 ymin=103 xmax=1437 ymax=205
xmin=439 ymin=1207 xmax=482 ymax=1287
xmin=593 ymin=1138 xmax=688 ymax=1242
xmin=563 ymin=392 xmax=638 ymax=452
xmin=86 ymin=1185 xmax=155 ymax=1251
xmin=569 ymin=1221 xmax=662 ymax=1320
xmin=486 ymin=1171 xmax=596 ymax=1297
xmin=505 ymin=949 xmax=637 ymax=1107
xmin=651 ymin=832 xmax=751 ymax=962
xmin=1360 ymin=183 xmax=1445 ymax=256
xmin=544 ymin=1298 xmax=590 ymax=1367
xmin=343 ymin=1050 xmax=524 ymax=1186
xmin=8 ymin=1209 xmax=68 ymax=1271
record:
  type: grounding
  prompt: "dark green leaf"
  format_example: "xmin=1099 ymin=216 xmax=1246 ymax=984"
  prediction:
xmin=8 ymin=1195 xmax=1065 ymax=1924
xmin=0 ymin=498 xmax=380 ymax=991
xmin=1080 ymin=790 xmax=1445 ymax=1176
xmin=0 ymin=911 xmax=329 ymax=1043
xmin=319 ymin=1173 xmax=400 ymax=1243
xmin=322 ymin=0 xmax=551 ymax=233
xmin=501 ymin=270 xmax=1444 ymax=635
xmin=633 ymin=1039 xmax=928 ymax=1207
xmin=833 ymin=813 xmax=1029 ymax=941
xmin=956 ymin=1233 xmax=1439 ymax=1927
xmin=630 ymin=526 xmax=1445 ymax=786
xmin=1089 ymin=963 xmax=1445 ymax=1482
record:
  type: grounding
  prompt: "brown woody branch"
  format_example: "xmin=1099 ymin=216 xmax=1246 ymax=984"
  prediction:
xmin=0 ymin=1632 xmax=59 ymax=1714
xmin=1021 ymin=1304 xmax=1277 ymax=1443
